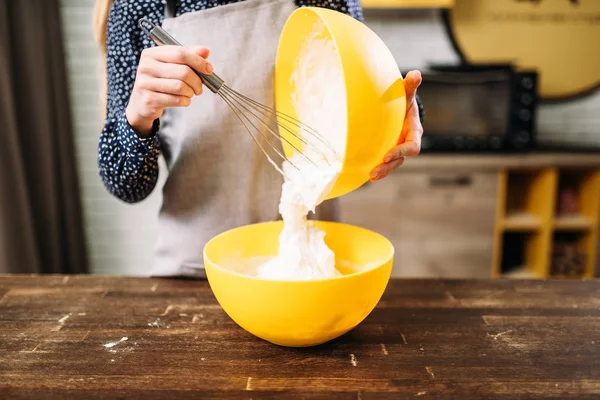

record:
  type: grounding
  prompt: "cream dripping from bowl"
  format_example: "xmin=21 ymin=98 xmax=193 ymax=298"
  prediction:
xmin=255 ymin=19 xmax=347 ymax=281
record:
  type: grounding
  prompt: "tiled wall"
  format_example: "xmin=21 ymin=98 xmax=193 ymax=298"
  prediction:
xmin=60 ymin=0 xmax=166 ymax=275
xmin=60 ymin=1 xmax=600 ymax=275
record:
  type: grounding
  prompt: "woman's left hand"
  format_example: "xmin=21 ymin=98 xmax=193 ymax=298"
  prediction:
xmin=369 ymin=70 xmax=423 ymax=182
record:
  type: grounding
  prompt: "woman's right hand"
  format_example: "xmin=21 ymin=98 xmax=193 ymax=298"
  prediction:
xmin=125 ymin=45 xmax=213 ymax=137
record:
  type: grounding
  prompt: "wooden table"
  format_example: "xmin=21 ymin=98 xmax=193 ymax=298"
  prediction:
xmin=1 ymin=275 xmax=599 ymax=399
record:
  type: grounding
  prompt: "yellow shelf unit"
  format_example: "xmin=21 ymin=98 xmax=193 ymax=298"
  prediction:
xmin=492 ymin=167 xmax=600 ymax=279
xmin=360 ymin=0 xmax=454 ymax=9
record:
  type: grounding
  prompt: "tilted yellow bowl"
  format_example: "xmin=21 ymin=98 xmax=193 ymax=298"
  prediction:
xmin=203 ymin=221 xmax=393 ymax=347
xmin=275 ymin=7 xmax=407 ymax=200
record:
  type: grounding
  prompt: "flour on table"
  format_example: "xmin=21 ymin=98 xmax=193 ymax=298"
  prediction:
xmin=104 ymin=337 xmax=128 ymax=348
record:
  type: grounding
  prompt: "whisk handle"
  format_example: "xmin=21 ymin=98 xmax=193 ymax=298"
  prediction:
xmin=138 ymin=18 xmax=224 ymax=93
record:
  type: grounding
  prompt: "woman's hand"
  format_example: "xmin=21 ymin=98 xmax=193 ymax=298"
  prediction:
xmin=125 ymin=45 xmax=213 ymax=137
xmin=369 ymin=70 xmax=423 ymax=181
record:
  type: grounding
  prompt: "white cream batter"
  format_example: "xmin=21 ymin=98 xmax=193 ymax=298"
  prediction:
xmin=255 ymin=19 xmax=347 ymax=281
xmin=255 ymin=154 xmax=341 ymax=280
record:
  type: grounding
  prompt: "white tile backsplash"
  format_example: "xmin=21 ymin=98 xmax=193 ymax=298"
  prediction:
xmin=364 ymin=9 xmax=461 ymax=70
xmin=60 ymin=2 xmax=599 ymax=275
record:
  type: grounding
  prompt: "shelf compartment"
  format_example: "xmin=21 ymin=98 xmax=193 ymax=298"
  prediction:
xmin=500 ymin=232 xmax=547 ymax=278
xmin=504 ymin=169 xmax=557 ymax=220
xmin=550 ymin=232 xmax=593 ymax=278
xmin=555 ymin=169 xmax=600 ymax=221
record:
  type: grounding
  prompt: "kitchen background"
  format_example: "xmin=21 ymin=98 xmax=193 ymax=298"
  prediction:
xmin=3 ymin=0 xmax=598 ymax=278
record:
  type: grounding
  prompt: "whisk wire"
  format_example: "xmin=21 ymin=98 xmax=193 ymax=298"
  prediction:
xmin=220 ymin=86 xmax=319 ymax=168
xmin=218 ymin=91 xmax=295 ymax=178
xmin=221 ymin=86 xmax=338 ymax=159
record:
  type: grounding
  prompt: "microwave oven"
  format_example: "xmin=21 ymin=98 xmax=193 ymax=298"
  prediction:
xmin=415 ymin=64 xmax=538 ymax=152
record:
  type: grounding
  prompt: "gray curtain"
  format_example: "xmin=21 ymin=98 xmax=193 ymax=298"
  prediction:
xmin=0 ymin=0 xmax=88 ymax=274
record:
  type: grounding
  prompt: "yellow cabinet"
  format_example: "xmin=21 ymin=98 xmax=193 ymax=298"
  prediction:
xmin=360 ymin=0 xmax=454 ymax=9
xmin=494 ymin=167 xmax=600 ymax=279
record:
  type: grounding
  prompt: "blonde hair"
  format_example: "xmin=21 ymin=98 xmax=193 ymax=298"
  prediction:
xmin=93 ymin=0 xmax=114 ymax=115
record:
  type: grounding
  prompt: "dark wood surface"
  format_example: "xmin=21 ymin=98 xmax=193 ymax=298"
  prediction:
xmin=1 ymin=275 xmax=599 ymax=399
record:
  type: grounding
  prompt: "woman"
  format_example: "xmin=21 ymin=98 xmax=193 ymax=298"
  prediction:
xmin=93 ymin=0 xmax=424 ymax=278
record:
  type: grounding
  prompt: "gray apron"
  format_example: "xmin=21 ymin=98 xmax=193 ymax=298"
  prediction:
xmin=150 ymin=0 xmax=339 ymax=278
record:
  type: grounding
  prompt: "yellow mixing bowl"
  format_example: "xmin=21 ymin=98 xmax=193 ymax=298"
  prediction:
xmin=275 ymin=7 xmax=407 ymax=199
xmin=203 ymin=220 xmax=393 ymax=347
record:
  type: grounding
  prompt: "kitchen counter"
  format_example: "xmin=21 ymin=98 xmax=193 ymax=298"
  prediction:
xmin=1 ymin=275 xmax=599 ymax=399
xmin=398 ymin=152 xmax=600 ymax=172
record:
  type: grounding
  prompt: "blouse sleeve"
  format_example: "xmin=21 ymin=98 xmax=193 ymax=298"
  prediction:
xmin=97 ymin=0 xmax=164 ymax=204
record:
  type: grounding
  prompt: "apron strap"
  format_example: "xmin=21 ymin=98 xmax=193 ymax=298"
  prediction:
xmin=164 ymin=0 xmax=177 ymax=19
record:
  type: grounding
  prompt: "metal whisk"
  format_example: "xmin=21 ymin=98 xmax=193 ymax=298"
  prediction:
xmin=138 ymin=18 xmax=336 ymax=178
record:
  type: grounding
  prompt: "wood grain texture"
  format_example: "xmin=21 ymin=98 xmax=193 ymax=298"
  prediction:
xmin=1 ymin=275 xmax=599 ymax=399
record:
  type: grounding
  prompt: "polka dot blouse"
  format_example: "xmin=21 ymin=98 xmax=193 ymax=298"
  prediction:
xmin=98 ymin=0 xmax=364 ymax=203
